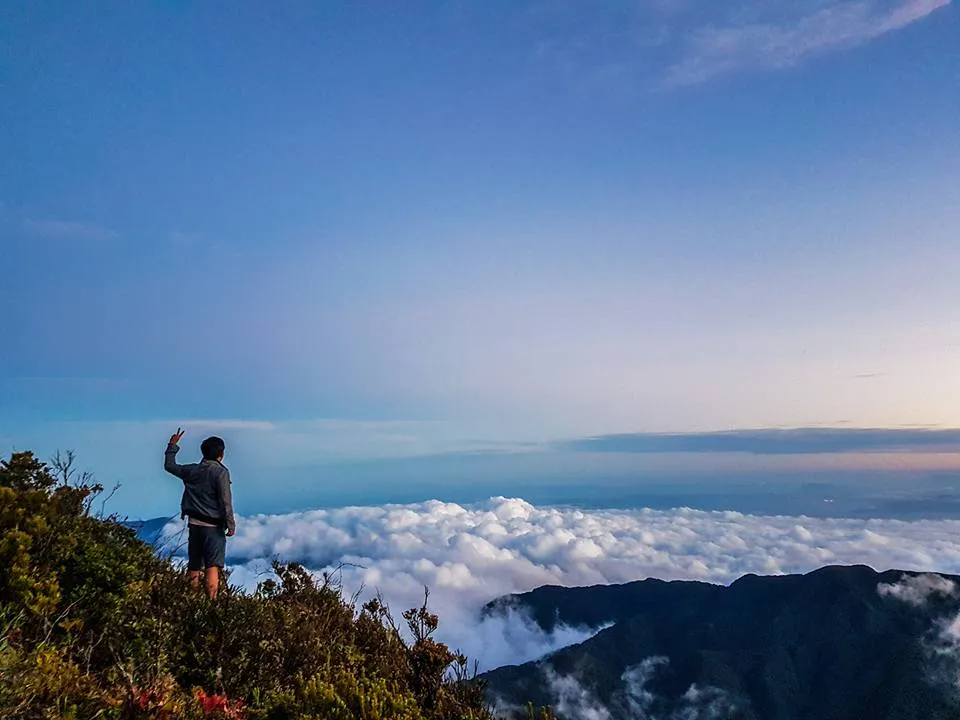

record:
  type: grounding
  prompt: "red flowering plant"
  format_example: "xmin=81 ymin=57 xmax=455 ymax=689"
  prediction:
xmin=120 ymin=676 xmax=184 ymax=719
xmin=195 ymin=688 xmax=246 ymax=719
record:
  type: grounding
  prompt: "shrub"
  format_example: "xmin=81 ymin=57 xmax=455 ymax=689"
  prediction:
xmin=0 ymin=450 xmax=554 ymax=719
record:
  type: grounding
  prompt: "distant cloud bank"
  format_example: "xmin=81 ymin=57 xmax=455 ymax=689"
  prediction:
xmin=161 ymin=497 xmax=960 ymax=670
xmin=565 ymin=427 xmax=960 ymax=455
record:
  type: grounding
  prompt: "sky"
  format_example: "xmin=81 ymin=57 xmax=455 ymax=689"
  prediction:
xmin=2 ymin=1 xmax=959 ymax=518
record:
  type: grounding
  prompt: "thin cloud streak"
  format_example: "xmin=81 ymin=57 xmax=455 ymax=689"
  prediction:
xmin=20 ymin=218 xmax=118 ymax=241
xmin=665 ymin=0 xmax=951 ymax=86
xmin=176 ymin=419 xmax=279 ymax=432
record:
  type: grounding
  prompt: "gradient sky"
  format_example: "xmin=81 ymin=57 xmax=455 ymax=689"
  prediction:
xmin=2 ymin=1 xmax=959 ymax=516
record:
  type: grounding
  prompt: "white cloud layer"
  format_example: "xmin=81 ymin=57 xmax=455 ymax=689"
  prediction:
xmin=162 ymin=498 xmax=960 ymax=671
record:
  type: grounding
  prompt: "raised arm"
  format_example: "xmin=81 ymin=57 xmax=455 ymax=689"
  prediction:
xmin=218 ymin=467 xmax=236 ymax=536
xmin=164 ymin=428 xmax=188 ymax=479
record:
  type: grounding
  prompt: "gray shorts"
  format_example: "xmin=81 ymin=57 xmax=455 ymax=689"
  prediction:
xmin=187 ymin=524 xmax=226 ymax=570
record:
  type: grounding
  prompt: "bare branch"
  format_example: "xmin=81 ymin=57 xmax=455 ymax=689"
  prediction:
xmin=50 ymin=449 xmax=77 ymax=486
xmin=97 ymin=481 xmax=121 ymax=517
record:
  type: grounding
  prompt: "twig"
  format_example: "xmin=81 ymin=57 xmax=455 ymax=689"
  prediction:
xmin=97 ymin=481 xmax=122 ymax=517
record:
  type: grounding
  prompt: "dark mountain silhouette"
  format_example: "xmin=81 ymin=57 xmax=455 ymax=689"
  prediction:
xmin=484 ymin=575 xmax=725 ymax=631
xmin=483 ymin=565 xmax=960 ymax=719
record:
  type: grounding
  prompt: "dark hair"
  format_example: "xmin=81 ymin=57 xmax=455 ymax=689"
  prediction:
xmin=200 ymin=436 xmax=225 ymax=461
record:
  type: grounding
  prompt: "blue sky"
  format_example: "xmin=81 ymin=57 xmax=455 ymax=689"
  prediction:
xmin=1 ymin=1 xmax=958 ymax=517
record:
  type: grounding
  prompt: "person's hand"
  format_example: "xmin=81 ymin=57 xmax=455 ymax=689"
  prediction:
xmin=226 ymin=528 xmax=235 ymax=537
xmin=169 ymin=427 xmax=184 ymax=446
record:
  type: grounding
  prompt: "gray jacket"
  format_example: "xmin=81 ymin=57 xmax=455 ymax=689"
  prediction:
xmin=164 ymin=444 xmax=236 ymax=534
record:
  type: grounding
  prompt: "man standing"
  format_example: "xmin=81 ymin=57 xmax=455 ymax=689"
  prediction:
xmin=164 ymin=428 xmax=236 ymax=598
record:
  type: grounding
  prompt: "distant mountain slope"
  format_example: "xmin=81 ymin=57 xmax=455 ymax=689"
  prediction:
xmin=483 ymin=566 xmax=960 ymax=720
xmin=123 ymin=515 xmax=175 ymax=545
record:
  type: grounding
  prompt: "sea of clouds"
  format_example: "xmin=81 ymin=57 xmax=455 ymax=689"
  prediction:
xmin=160 ymin=497 xmax=960 ymax=672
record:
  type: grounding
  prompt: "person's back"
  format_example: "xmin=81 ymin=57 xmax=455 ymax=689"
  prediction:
xmin=164 ymin=429 xmax=236 ymax=598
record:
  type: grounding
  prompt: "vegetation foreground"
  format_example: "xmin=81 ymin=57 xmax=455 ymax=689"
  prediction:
xmin=0 ymin=451 xmax=549 ymax=719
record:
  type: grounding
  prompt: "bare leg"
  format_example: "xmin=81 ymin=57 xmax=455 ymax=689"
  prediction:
xmin=204 ymin=566 xmax=220 ymax=599
xmin=188 ymin=570 xmax=202 ymax=590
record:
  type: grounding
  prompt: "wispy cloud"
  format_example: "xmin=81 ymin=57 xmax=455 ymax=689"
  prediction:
xmin=6 ymin=376 xmax=131 ymax=391
xmin=878 ymin=572 xmax=957 ymax=605
xmin=21 ymin=218 xmax=118 ymax=241
xmin=122 ymin=418 xmax=434 ymax=435
xmin=175 ymin=419 xmax=279 ymax=432
xmin=26 ymin=417 xmax=469 ymax=468
xmin=665 ymin=0 xmax=951 ymax=86
xmin=529 ymin=0 xmax=951 ymax=89
xmin=528 ymin=656 xmax=748 ymax=720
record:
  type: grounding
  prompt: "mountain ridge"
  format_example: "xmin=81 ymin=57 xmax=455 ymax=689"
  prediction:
xmin=483 ymin=565 xmax=960 ymax=719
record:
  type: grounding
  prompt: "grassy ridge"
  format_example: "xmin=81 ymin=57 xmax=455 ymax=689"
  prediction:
xmin=0 ymin=451 xmax=549 ymax=720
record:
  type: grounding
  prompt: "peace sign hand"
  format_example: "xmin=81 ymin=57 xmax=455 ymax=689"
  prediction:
xmin=169 ymin=427 xmax=185 ymax=447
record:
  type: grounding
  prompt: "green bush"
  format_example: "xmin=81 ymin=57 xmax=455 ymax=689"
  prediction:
xmin=0 ymin=450 xmax=554 ymax=720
